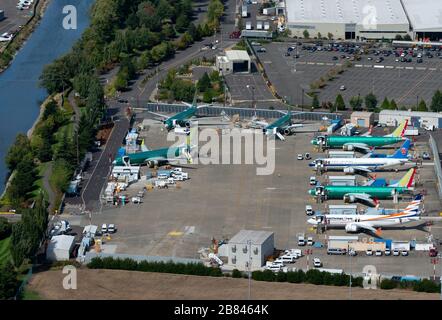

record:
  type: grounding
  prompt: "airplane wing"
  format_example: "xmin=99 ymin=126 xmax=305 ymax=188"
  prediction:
xmin=344 ymin=193 xmax=377 ymax=207
xmin=285 ymin=124 xmax=304 ymax=130
xmin=147 ymin=111 xmax=169 ymax=120
xmin=342 ymin=143 xmax=371 ymax=153
xmin=344 ymin=166 xmax=373 ymax=173
xmin=345 ymin=222 xmax=378 ymax=234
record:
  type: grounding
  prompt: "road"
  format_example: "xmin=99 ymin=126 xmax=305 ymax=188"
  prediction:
xmin=73 ymin=0 xmax=240 ymax=213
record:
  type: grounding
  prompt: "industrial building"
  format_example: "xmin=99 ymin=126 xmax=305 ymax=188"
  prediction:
xmin=46 ymin=235 xmax=76 ymax=261
xmin=224 ymin=230 xmax=274 ymax=271
xmin=284 ymin=0 xmax=411 ymax=40
xmin=401 ymin=0 xmax=442 ymax=41
xmin=216 ymin=50 xmax=251 ymax=75
xmin=350 ymin=111 xmax=374 ymax=128
xmin=379 ymin=110 xmax=442 ymax=129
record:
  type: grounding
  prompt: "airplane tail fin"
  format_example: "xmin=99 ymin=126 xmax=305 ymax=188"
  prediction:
xmin=393 ymin=167 xmax=416 ymax=188
xmin=389 ymin=139 xmax=411 ymax=159
xmin=387 ymin=119 xmax=408 ymax=138
xmin=404 ymin=194 xmax=423 ymax=214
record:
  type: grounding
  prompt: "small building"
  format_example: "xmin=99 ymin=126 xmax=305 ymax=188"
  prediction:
xmin=327 ymin=204 xmax=358 ymax=215
xmin=112 ymin=166 xmax=140 ymax=183
xmin=46 ymin=235 xmax=76 ymax=261
xmin=379 ymin=110 xmax=442 ymax=129
xmin=216 ymin=50 xmax=251 ymax=75
xmin=328 ymin=175 xmax=356 ymax=186
xmin=225 ymin=230 xmax=274 ymax=271
xmin=350 ymin=111 xmax=374 ymax=128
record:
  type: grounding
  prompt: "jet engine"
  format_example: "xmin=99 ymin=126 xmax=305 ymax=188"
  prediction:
xmin=345 ymin=224 xmax=359 ymax=233
xmin=283 ymin=128 xmax=291 ymax=136
xmin=344 ymin=194 xmax=356 ymax=203
xmin=343 ymin=144 xmax=354 ymax=151
xmin=185 ymin=121 xmax=191 ymax=128
xmin=122 ymin=156 xmax=131 ymax=167
xmin=343 ymin=167 xmax=355 ymax=174
xmin=147 ymin=160 xmax=159 ymax=168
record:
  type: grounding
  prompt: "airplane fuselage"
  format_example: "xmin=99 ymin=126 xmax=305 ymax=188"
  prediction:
xmin=264 ymin=113 xmax=291 ymax=133
xmin=164 ymin=107 xmax=198 ymax=130
xmin=113 ymin=147 xmax=182 ymax=166
xmin=309 ymin=186 xmax=411 ymax=199
xmin=312 ymin=136 xmax=403 ymax=148
xmin=309 ymin=213 xmax=419 ymax=229
xmin=309 ymin=157 xmax=408 ymax=170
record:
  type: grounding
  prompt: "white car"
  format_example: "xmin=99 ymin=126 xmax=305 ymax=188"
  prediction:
xmin=375 ymin=250 xmax=382 ymax=256
xmin=108 ymin=224 xmax=116 ymax=233
xmin=101 ymin=223 xmax=107 ymax=234
xmin=366 ymin=249 xmax=373 ymax=256
xmin=385 ymin=249 xmax=391 ymax=256
xmin=305 ymin=205 xmax=314 ymax=216
xmin=309 ymin=176 xmax=317 ymax=185
xmin=401 ymin=250 xmax=409 ymax=256
xmin=313 ymin=257 xmax=322 ymax=268
xmin=339 ymin=85 xmax=346 ymax=91
xmin=393 ymin=249 xmax=400 ymax=256
xmin=297 ymin=154 xmax=303 ymax=160
xmin=267 ymin=264 xmax=281 ymax=272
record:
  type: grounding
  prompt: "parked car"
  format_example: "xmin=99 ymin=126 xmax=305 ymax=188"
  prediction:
xmin=304 ymin=153 xmax=311 ymax=160
xmin=327 ymin=248 xmax=347 ymax=255
xmin=385 ymin=248 xmax=391 ymax=256
xmin=108 ymin=224 xmax=116 ymax=233
xmin=422 ymin=152 xmax=431 ymax=160
xmin=375 ymin=250 xmax=382 ymax=256
xmin=393 ymin=249 xmax=400 ymax=256
xmin=401 ymin=250 xmax=409 ymax=256
xmin=305 ymin=205 xmax=314 ymax=216
xmin=313 ymin=257 xmax=322 ymax=268
xmin=309 ymin=176 xmax=317 ymax=186
xmin=366 ymin=249 xmax=373 ymax=256
xmin=339 ymin=85 xmax=346 ymax=91
xmin=297 ymin=154 xmax=304 ymax=160
xmin=101 ymin=223 xmax=107 ymax=234
xmin=349 ymin=249 xmax=357 ymax=256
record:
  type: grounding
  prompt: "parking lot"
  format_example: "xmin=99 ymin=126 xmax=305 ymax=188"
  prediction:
xmin=0 ymin=0 xmax=34 ymax=35
xmin=65 ymin=112 xmax=442 ymax=278
xmin=257 ymin=42 xmax=442 ymax=107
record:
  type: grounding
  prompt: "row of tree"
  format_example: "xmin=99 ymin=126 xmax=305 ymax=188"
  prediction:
xmin=312 ymin=90 xmax=442 ymax=112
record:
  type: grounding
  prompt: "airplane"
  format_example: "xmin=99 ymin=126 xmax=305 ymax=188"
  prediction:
xmin=113 ymin=145 xmax=192 ymax=167
xmin=311 ymin=119 xmax=408 ymax=152
xmin=147 ymin=96 xmax=228 ymax=132
xmin=308 ymin=167 xmax=416 ymax=207
xmin=307 ymin=194 xmax=424 ymax=235
xmin=251 ymin=111 xmax=304 ymax=140
xmin=309 ymin=139 xmax=412 ymax=174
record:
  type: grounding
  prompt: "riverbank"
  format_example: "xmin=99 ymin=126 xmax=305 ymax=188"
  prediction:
xmin=0 ymin=0 xmax=51 ymax=73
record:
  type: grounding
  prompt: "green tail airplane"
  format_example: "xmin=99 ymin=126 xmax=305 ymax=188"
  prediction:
xmin=113 ymin=146 xmax=192 ymax=167
xmin=308 ymin=167 xmax=416 ymax=207
xmin=311 ymin=119 xmax=408 ymax=152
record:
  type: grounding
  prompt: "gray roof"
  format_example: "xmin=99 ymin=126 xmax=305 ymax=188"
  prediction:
xmin=286 ymin=0 xmax=409 ymax=26
xmin=379 ymin=110 xmax=442 ymax=118
xmin=229 ymin=230 xmax=274 ymax=245
xmin=225 ymin=50 xmax=251 ymax=61
xmin=402 ymin=0 xmax=442 ymax=32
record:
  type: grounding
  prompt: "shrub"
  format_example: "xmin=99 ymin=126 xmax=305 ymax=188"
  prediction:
xmin=231 ymin=269 xmax=243 ymax=278
xmin=413 ymin=279 xmax=441 ymax=293
xmin=0 ymin=218 xmax=12 ymax=240
xmin=380 ymin=279 xmax=398 ymax=290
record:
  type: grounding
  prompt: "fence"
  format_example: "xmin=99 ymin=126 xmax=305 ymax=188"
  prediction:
xmin=429 ymin=134 xmax=442 ymax=200
xmin=143 ymin=103 xmax=340 ymax=121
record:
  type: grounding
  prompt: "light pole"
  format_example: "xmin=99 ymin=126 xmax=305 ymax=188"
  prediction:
xmin=247 ymin=240 xmax=252 ymax=300
xmin=246 ymin=85 xmax=256 ymax=116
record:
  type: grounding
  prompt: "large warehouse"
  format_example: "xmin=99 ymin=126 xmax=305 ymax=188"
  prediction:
xmin=379 ymin=110 xmax=442 ymax=130
xmin=401 ymin=0 xmax=442 ymax=41
xmin=285 ymin=0 xmax=411 ymax=40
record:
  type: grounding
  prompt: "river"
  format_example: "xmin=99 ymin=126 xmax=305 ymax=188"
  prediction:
xmin=0 ymin=0 xmax=94 ymax=194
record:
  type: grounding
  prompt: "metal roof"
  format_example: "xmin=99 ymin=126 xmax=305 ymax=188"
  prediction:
xmin=401 ymin=0 xmax=442 ymax=32
xmin=351 ymin=111 xmax=373 ymax=117
xmin=229 ymin=230 xmax=274 ymax=245
xmin=286 ymin=0 xmax=409 ymax=26
xmin=379 ymin=110 xmax=442 ymax=118
xmin=48 ymin=235 xmax=75 ymax=251
xmin=225 ymin=50 xmax=251 ymax=61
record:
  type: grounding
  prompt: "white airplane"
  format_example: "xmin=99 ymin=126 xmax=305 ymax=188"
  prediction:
xmin=307 ymin=194 xmax=425 ymax=235
xmin=309 ymin=139 xmax=412 ymax=174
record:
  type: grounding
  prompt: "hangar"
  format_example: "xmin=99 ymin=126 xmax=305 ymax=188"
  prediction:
xmin=216 ymin=50 xmax=251 ymax=75
xmin=401 ymin=0 xmax=442 ymax=41
xmin=284 ymin=0 xmax=411 ymax=40
xmin=379 ymin=110 xmax=442 ymax=130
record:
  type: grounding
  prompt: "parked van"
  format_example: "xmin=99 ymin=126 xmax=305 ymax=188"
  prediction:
xmin=279 ymin=255 xmax=295 ymax=263
xmin=327 ymin=248 xmax=347 ymax=255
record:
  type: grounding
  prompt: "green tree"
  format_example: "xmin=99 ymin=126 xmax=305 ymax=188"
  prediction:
xmin=365 ymin=93 xmax=378 ymax=111
xmin=430 ymin=90 xmax=442 ymax=112
xmin=0 ymin=217 xmax=12 ymax=240
xmin=334 ymin=94 xmax=346 ymax=111
xmin=403 ymin=34 xmax=412 ymax=41
xmin=312 ymin=94 xmax=319 ymax=109
xmin=303 ymin=29 xmax=310 ymax=39
xmin=5 ymin=134 xmax=31 ymax=172
xmin=175 ymin=14 xmax=190 ymax=33
xmin=380 ymin=97 xmax=390 ymax=110
xmin=8 ymin=154 xmax=37 ymax=202
xmin=390 ymin=99 xmax=398 ymax=110
xmin=349 ymin=96 xmax=362 ymax=111
xmin=317 ymin=32 xmax=322 ymax=39
xmin=417 ymin=99 xmax=427 ymax=112
xmin=327 ymin=32 xmax=333 ymax=40
xmin=0 ymin=262 xmax=18 ymax=299
xmin=198 ymin=72 xmax=211 ymax=92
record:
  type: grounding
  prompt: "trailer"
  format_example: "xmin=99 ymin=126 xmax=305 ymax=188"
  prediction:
xmin=328 ymin=151 xmax=355 ymax=158
xmin=328 ymin=175 xmax=356 ymax=186
xmin=245 ymin=21 xmax=252 ymax=30
xmin=327 ymin=204 xmax=358 ymax=215
xmin=241 ymin=5 xmax=248 ymax=18
xmin=256 ymin=21 xmax=263 ymax=30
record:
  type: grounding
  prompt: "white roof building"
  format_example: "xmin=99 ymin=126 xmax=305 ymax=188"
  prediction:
xmin=401 ymin=0 xmax=442 ymax=33
xmin=285 ymin=0 xmax=411 ymax=40
xmin=46 ymin=235 xmax=76 ymax=261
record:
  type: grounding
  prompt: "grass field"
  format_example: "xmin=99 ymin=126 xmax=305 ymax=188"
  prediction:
xmin=0 ymin=237 xmax=12 ymax=266
xmin=29 ymin=163 xmax=49 ymax=202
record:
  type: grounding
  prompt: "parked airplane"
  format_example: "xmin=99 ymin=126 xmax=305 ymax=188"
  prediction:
xmin=308 ymin=167 xmax=416 ymax=207
xmin=311 ymin=120 xmax=408 ymax=152
xmin=309 ymin=139 xmax=412 ymax=174
xmin=251 ymin=112 xmax=303 ymax=140
xmin=307 ymin=194 xmax=423 ymax=235
xmin=113 ymin=146 xmax=192 ymax=167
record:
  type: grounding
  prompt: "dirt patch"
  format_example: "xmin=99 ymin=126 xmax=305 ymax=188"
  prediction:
xmin=27 ymin=268 xmax=438 ymax=300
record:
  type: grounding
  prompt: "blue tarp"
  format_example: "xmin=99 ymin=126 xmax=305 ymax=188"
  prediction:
xmin=374 ymin=238 xmax=392 ymax=249
xmin=118 ymin=147 xmax=126 ymax=157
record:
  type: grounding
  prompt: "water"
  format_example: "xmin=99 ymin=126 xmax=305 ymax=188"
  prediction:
xmin=0 ymin=0 xmax=94 ymax=194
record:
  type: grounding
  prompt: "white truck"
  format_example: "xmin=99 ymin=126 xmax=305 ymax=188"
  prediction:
xmin=241 ymin=5 xmax=248 ymax=18
xmin=246 ymin=21 xmax=252 ymax=30
xmin=297 ymin=233 xmax=306 ymax=246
